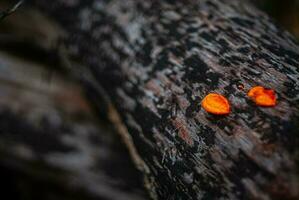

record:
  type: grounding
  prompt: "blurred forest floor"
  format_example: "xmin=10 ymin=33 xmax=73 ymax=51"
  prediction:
xmin=256 ymin=0 xmax=299 ymax=39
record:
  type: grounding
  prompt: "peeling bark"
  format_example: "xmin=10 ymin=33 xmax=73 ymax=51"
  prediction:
xmin=28 ymin=0 xmax=299 ymax=199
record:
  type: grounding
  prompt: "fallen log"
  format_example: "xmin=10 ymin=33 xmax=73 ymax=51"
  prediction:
xmin=27 ymin=0 xmax=299 ymax=199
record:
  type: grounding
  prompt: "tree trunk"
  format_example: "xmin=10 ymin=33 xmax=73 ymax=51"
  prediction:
xmin=23 ymin=0 xmax=299 ymax=199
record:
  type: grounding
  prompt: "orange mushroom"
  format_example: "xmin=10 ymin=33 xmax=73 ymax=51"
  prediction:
xmin=247 ymin=86 xmax=276 ymax=106
xmin=201 ymin=93 xmax=230 ymax=115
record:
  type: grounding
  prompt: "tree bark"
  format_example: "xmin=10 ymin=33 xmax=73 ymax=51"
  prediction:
xmin=24 ymin=0 xmax=299 ymax=199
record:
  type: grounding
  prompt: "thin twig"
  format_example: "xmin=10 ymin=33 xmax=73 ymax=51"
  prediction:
xmin=0 ymin=0 xmax=24 ymax=20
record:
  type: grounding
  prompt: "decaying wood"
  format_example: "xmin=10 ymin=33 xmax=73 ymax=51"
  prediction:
xmin=0 ymin=51 xmax=147 ymax=200
xmin=19 ymin=0 xmax=299 ymax=199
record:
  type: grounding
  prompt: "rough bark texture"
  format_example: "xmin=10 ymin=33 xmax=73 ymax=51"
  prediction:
xmin=24 ymin=0 xmax=299 ymax=199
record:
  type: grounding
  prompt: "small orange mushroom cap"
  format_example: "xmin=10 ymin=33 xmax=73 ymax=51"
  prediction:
xmin=247 ymin=86 xmax=276 ymax=106
xmin=201 ymin=93 xmax=230 ymax=115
